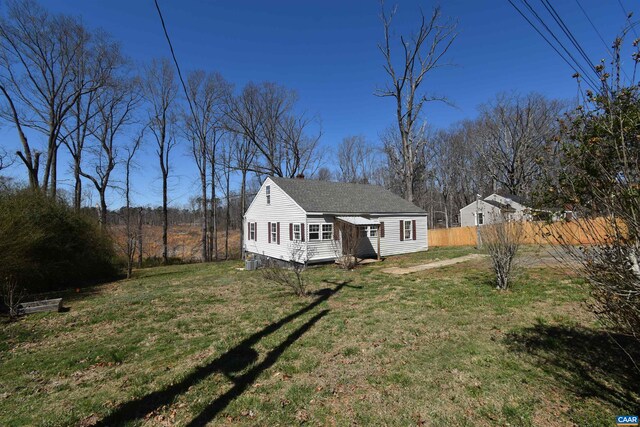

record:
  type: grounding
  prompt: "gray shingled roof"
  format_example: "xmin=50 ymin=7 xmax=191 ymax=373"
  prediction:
xmin=270 ymin=177 xmax=426 ymax=214
xmin=484 ymin=199 xmax=516 ymax=212
xmin=493 ymin=191 xmax=529 ymax=206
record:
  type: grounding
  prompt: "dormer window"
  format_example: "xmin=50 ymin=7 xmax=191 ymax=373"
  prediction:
xmin=266 ymin=185 xmax=271 ymax=205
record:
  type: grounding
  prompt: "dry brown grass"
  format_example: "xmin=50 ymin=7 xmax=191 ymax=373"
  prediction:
xmin=109 ymin=224 xmax=241 ymax=261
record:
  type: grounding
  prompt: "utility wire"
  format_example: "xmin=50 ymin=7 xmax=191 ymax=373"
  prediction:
xmin=617 ymin=0 xmax=639 ymax=38
xmin=574 ymin=0 xmax=612 ymax=55
xmin=507 ymin=0 xmax=582 ymax=79
xmin=511 ymin=0 xmax=600 ymax=91
xmin=540 ymin=0 xmax=598 ymax=76
xmin=574 ymin=0 xmax=631 ymax=83
xmin=153 ymin=0 xmax=204 ymax=140
xmin=522 ymin=0 xmax=598 ymax=85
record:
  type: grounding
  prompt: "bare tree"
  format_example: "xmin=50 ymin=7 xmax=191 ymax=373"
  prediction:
xmin=144 ymin=58 xmax=178 ymax=264
xmin=61 ymin=31 xmax=125 ymax=211
xmin=206 ymin=126 xmax=224 ymax=261
xmin=474 ymin=93 xmax=563 ymax=198
xmin=376 ymin=3 xmax=456 ymax=203
xmin=225 ymin=82 xmax=321 ymax=178
xmin=0 ymin=1 xmax=109 ymax=196
xmin=123 ymin=129 xmax=144 ymax=278
xmin=480 ymin=216 xmax=523 ymax=290
xmin=1 ymin=276 xmax=23 ymax=320
xmin=380 ymin=125 xmax=433 ymax=209
xmin=0 ymin=146 xmax=13 ymax=172
xmin=337 ymin=135 xmax=379 ymax=184
xmin=261 ymin=242 xmax=317 ymax=296
xmin=232 ymin=135 xmax=257 ymax=257
xmin=80 ymin=77 xmax=140 ymax=227
xmin=315 ymin=167 xmax=333 ymax=181
xmin=217 ymin=140 xmax=233 ymax=260
xmin=183 ymin=70 xmax=231 ymax=262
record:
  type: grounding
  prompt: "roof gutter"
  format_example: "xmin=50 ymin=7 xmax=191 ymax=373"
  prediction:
xmin=306 ymin=211 xmax=427 ymax=216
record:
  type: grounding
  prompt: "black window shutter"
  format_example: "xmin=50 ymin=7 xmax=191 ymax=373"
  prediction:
xmin=399 ymin=220 xmax=404 ymax=241
xmin=412 ymin=220 xmax=417 ymax=240
xmin=277 ymin=222 xmax=281 ymax=245
xmin=268 ymin=222 xmax=271 ymax=243
xmin=301 ymin=223 xmax=305 ymax=242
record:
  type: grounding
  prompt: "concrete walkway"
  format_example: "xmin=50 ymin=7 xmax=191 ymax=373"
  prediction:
xmin=381 ymin=253 xmax=486 ymax=275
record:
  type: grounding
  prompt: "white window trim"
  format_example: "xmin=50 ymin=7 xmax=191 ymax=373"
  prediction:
xmin=476 ymin=212 xmax=484 ymax=226
xmin=369 ymin=226 xmax=377 ymax=238
xmin=403 ymin=220 xmax=412 ymax=240
xmin=249 ymin=222 xmax=255 ymax=240
xmin=322 ymin=223 xmax=333 ymax=240
xmin=266 ymin=185 xmax=271 ymax=205
xmin=270 ymin=222 xmax=277 ymax=243
xmin=293 ymin=223 xmax=301 ymax=241
xmin=309 ymin=223 xmax=333 ymax=240
xmin=308 ymin=224 xmax=320 ymax=240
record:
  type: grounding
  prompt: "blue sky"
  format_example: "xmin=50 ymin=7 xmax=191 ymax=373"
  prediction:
xmin=0 ymin=0 xmax=637 ymax=207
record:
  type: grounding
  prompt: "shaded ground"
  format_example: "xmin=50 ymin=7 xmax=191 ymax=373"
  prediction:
xmin=1 ymin=246 xmax=636 ymax=426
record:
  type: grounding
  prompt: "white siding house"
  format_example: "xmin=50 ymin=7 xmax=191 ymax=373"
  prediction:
xmin=459 ymin=193 xmax=531 ymax=227
xmin=244 ymin=177 xmax=428 ymax=263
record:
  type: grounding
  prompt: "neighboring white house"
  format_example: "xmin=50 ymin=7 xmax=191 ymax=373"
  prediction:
xmin=244 ymin=177 xmax=428 ymax=263
xmin=459 ymin=193 xmax=531 ymax=227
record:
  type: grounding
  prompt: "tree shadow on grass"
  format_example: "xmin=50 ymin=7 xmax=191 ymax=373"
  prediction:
xmin=95 ymin=280 xmax=354 ymax=426
xmin=505 ymin=322 xmax=640 ymax=411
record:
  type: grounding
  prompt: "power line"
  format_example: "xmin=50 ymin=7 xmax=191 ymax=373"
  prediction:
xmin=153 ymin=0 xmax=204 ymax=140
xmin=574 ymin=0 xmax=612 ymax=55
xmin=540 ymin=0 xmax=598 ymax=76
xmin=574 ymin=0 xmax=631 ymax=83
xmin=510 ymin=0 xmax=600 ymax=91
xmin=617 ymin=0 xmax=639 ymax=38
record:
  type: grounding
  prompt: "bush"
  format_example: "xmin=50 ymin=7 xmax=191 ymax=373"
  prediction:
xmin=260 ymin=241 xmax=315 ymax=296
xmin=0 ymin=189 xmax=118 ymax=296
xmin=480 ymin=218 xmax=523 ymax=290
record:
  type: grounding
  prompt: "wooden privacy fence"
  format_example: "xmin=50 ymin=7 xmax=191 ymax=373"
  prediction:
xmin=428 ymin=218 xmax=613 ymax=247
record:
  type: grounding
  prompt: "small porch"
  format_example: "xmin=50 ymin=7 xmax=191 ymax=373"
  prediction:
xmin=334 ymin=216 xmax=382 ymax=262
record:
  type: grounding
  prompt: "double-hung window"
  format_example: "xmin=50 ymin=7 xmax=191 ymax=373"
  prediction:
xmin=309 ymin=224 xmax=320 ymax=240
xmin=369 ymin=226 xmax=377 ymax=238
xmin=266 ymin=185 xmax=271 ymax=205
xmin=271 ymin=222 xmax=277 ymax=242
xmin=249 ymin=222 xmax=255 ymax=240
xmin=309 ymin=223 xmax=332 ymax=240
xmin=404 ymin=220 xmax=412 ymax=240
xmin=322 ymin=224 xmax=333 ymax=240
xmin=293 ymin=223 xmax=301 ymax=240
xmin=477 ymin=212 xmax=484 ymax=225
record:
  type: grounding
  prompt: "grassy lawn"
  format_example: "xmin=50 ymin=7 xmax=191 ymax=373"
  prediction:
xmin=1 ymin=247 xmax=638 ymax=426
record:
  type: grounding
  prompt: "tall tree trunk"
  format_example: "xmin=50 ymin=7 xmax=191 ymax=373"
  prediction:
xmin=162 ymin=169 xmax=168 ymax=264
xmin=240 ymin=170 xmax=246 ymax=258
xmin=99 ymin=190 xmax=107 ymax=228
xmin=138 ymin=207 xmax=143 ymax=268
xmin=125 ymin=161 xmax=133 ymax=278
xmin=225 ymin=170 xmax=230 ymax=260
xmin=210 ymin=155 xmax=218 ymax=261
xmin=73 ymin=157 xmax=82 ymax=210
xmin=50 ymin=142 xmax=58 ymax=199
xmin=200 ymin=157 xmax=208 ymax=262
